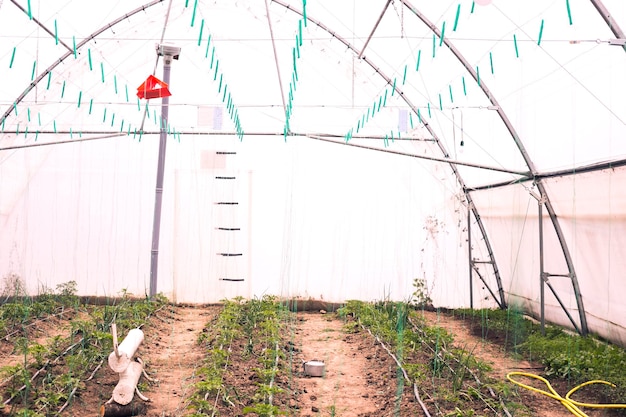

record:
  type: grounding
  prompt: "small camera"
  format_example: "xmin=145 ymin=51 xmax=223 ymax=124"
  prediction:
xmin=157 ymin=44 xmax=181 ymax=60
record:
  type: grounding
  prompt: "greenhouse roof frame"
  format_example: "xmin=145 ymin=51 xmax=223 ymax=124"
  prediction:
xmin=1 ymin=0 xmax=626 ymax=344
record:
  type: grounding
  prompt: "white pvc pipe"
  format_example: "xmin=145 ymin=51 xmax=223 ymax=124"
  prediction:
xmin=108 ymin=328 xmax=144 ymax=373
xmin=112 ymin=361 xmax=144 ymax=405
xmin=111 ymin=323 xmax=119 ymax=357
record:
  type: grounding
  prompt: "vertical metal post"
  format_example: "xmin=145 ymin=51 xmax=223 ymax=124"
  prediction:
xmin=468 ymin=204 xmax=473 ymax=310
xmin=539 ymin=197 xmax=545 ymax=335
xmin=149 ymin=53 xmax=174 ymax=298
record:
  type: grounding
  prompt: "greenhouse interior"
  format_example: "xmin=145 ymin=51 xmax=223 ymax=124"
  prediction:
xmin=1 ymin=0 xmax=626 ymax=415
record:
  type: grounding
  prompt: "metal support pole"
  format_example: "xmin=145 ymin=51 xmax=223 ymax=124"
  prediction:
xmin=149 ymin=50 xmax=176 ymax=298
xmin=468 ymin=204 xmax=473 ymax=310
xmin=539 ymin=199 xmax=545 ymax=335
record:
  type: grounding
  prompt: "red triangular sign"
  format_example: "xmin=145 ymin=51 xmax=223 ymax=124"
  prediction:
xmin=137 ymin=74 xmax=172 ymax=99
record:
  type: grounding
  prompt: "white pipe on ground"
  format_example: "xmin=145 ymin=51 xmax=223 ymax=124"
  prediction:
xmin=108 ymin=328 xmax=144 ymax=373
xmin=112 ymin=360 xmax=144 ymax=405
xmin=111 ymin=323 xmax=120 ymax=357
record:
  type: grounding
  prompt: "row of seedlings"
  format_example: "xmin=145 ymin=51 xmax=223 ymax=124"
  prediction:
xmin=0 ymin=284 xmax=167 ymax=417
xmin=188 ymin=296 xmax=293 ymax=416
xmin=339 ymin=300 xmax=525 ymax=416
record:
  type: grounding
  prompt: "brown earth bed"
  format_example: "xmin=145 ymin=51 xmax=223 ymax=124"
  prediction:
xmin=0 ymin=303 xmax=623 ymax=416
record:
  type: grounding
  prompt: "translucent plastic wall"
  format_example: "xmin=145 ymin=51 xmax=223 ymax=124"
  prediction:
xmin=1 ymin=0 xmax=626 ymax=345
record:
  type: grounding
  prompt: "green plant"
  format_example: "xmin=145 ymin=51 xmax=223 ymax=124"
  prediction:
xmin=55 ymin=281 xmax=79 ymax=307
xmin=445 ymin=406 xmax=475 ymax=417
xmin=27 ymin=344 xmax=48 ymax=368
xmin=189 ymin=297 xmax=291 ymax=416
xmin=340 ymin=301 xmax=533 ymax=416
xmin=0 ymin=291 xmax=168 ymax=416
xmin=411 ymin=277 xmax=433 ymax=308
xmin=13 ymin=410 xmax=45 ymax=417
xmin=452 ymin=307 xmax=626 ymax=406
xmin=242 ymin=402 xmax=286 ymax=416
xmin=1 ymin=273 xmax=27 ymax=298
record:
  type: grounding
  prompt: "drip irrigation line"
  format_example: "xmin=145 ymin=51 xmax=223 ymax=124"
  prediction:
xmin=268 ymin=340 xmax=280 ymax=406
xmin=86 ymin=358 xmax=104 ymax=381
xmin=209 ymin=337 xmax=235 ymax=416
xmin=406 ymin=315 xmax=509 ymax=416
xmin=3 ymin=338 xmax=84 ymax=405
xmin=2 ymin=306 xmax=73 ymax=340
xmin=2 ymin=362 xmax=49 ymax=404
xmin=58 ymin=382 xmax=80 ymax=414
xmin=408 ymin=316 xmax=487 ymax=387
xmin=359 ymin=322 xmax=432 ymax=417
xmin=501 ymin=399 xmax=514 ymax=417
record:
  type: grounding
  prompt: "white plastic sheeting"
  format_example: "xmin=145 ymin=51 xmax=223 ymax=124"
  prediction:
xmin=0 ymin=0 xmax=625 ymax=346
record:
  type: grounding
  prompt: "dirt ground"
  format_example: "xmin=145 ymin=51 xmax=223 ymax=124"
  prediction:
xmin=418 ymin=310 xmax=623 ymax=417
xmin=0 ymin=304 xmax=623 ymax=416
xmin=291 ymin=312 xmax=414 ymax=416
xmin=419 ymin=310 xmax=569 ymax=417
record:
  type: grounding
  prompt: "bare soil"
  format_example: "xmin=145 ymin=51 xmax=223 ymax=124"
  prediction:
xmin=69 ymin=304 xmax=222 ymax=416
xmin=291 ymin=311 xmax=414 ymax=416
xmin=0 ymin=304 xmax=624 ymax=416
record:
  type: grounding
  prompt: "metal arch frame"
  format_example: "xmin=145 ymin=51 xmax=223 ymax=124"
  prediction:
xmin=398 ymin=0 xmax=592 ymax=335
xmin=272 ymin=0 xmax=508 ymax=310
xmin=4 ymin=1 xmax=621 ymax=332
xmin=0 ymin=0 xmax=166 ymax=126
xmin=9 ymin=0 xmax=74 ymax=54
xmin=589 ymin=0 xmax=626 ymax=53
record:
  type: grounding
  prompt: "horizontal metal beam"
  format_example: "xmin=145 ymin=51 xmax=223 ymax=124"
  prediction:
xmin=0 ymin=130 xmax=435 ymax=151
xmin=468 ymin=157 xmax=626 ymax=191
xmin=307 ymin=134 xmax=531 ymax=176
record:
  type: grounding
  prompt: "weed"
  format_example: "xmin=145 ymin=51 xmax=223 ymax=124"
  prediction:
xmin=411 ymin=277 xmax=433 ymax=309
xmin=242 ymin=402 xmax=286 ymax=416
xmin=457 ymin=308 xmax=626 ymax=405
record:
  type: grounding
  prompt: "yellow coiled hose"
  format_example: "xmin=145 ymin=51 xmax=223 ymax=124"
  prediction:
xmin=506 ymin=372 xmax=626 ymax=417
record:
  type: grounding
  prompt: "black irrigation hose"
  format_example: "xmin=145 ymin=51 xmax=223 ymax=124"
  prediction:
xmin=359 ymin=322 xmax=433 ymax=417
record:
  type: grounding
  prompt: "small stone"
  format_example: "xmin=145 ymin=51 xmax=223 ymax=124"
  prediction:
xmin=310 ymin=395 xmax=317 ymax=401
xmin=312 ymin=406 xmax=320 ymax=412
